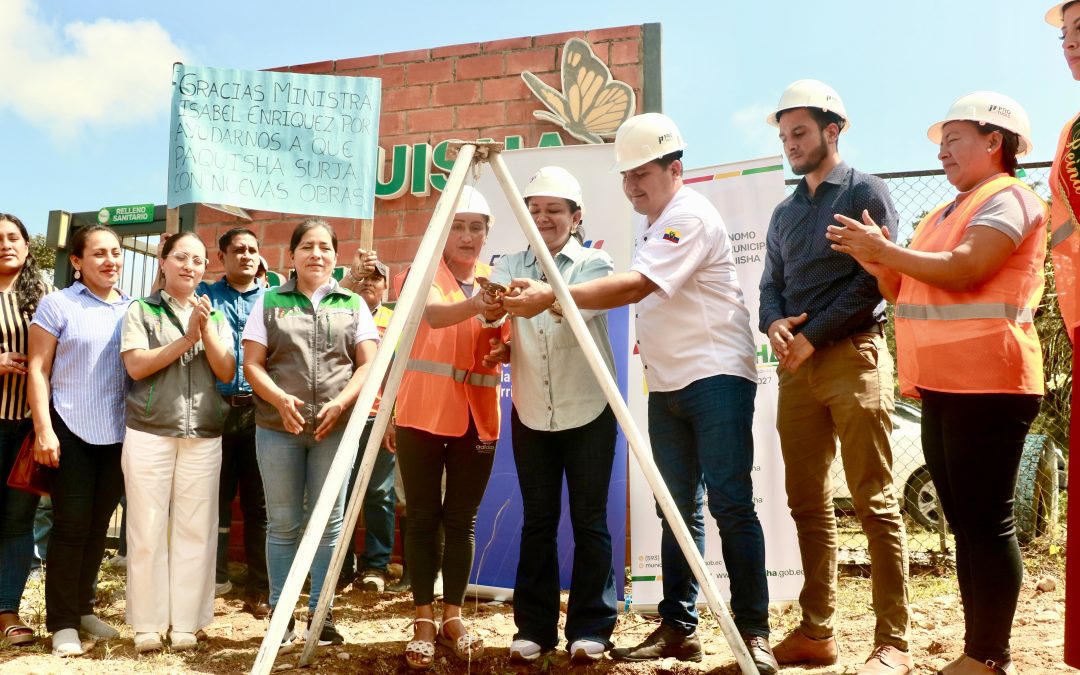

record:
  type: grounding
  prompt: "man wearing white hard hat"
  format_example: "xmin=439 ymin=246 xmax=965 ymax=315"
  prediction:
xmin=1046 ymin=3 xmax=1080 ymax=669
xmin=829 ymin=91 xmax=1046 ymax=675
xmin=504 ymin=114 xmax=776 ymax=673
xmin=392 ymin=184 xmax=508 ymax=669
xmin=486 ymin=166 xmax=620 ymax=664
xmin=759 ymin=80 xmax=912 ymax=675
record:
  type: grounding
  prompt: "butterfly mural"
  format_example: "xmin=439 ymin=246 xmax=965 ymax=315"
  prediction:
xmin=521 ymin=38 xmax=636 ymax=145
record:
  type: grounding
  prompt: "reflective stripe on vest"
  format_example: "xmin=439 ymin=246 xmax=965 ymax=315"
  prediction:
xmin=1052 ymin=217 xmax=1076 ymax=250
xmin=895 ymin=302 xmax=1034 ymax=323
xmin=405 ymin=358 xmax=500 ymax=388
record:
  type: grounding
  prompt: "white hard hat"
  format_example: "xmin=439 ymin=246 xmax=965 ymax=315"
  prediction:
xmin=766 ymin=79 xmax=849 ymax=131
xmin=927 ymin=91 xmax=1032 ymax=157
xmin=522 ymin=166 xmax=584 ymax=210
xmin=455 ymin=185 xmax=491 ymax=218
xmin=610 ymin=113 xmax=688 ymax=173
xmin=1047 ymin=2 xmax=1069 ymax=27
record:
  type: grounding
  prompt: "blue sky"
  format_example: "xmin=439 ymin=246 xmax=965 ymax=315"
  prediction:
xmin=1 ymin=0 xmax=1074 ymax=235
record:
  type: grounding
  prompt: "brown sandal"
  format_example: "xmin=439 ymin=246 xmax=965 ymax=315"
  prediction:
xmin=0 ymin=611 xmax=35 ymax=646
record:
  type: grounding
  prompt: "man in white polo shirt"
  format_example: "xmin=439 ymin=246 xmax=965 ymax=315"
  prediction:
xmin=503 ymin=113 xmax=776 ymax=674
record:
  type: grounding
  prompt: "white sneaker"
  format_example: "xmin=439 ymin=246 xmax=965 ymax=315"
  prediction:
xmin=80 ymin=614 xmax=119 ymax=639
xmin=214 ymin=580 xmax=233 ymax=597
xmin=169 ymin=631 xmax=198 ymax=651
xmin=510 ymin=638 xmax=542 ymax=662
xmin=134 ymin=631 xmax=164 ymax=654
xmin=51 ymin=628 xmax=83 ymax=657
xmin=568 ymin=638 xmax=606 ymax=662
xmin=105 ymin=554 xmax=126 ymax=571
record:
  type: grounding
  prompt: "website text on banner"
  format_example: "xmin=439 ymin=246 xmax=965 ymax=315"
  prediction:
xmin=470 ymin=143 xmax=632 ymax=599
xmin=167 ymin=64 xmax=381 ymax=219
xmin=628 ymin=156 xmax=803 ymax=609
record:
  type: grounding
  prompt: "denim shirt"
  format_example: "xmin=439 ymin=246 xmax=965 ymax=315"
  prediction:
xmin=490 ymin=238 xmax=616 ymax=431
xmin=197 ymin=277 xmax=264 ymax=396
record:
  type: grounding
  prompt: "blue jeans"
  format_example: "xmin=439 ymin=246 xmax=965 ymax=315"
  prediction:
xmin=255 ymin=426 xmax=347 ymax=613
xmin=33 ymin=496 xmax=52 ymax=564
xmin=647 ymin=374 xmax=769 ymax=637
xmin=0 ymin=419 xmax=38 ymax=612
xmin=511 ymin=405 xmax=617 ymax=650
xmin=342 ymin=418 xmax=397 ymax=576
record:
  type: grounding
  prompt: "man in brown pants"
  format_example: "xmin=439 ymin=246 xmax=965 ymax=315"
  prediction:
xmin=759 ymin=80 xmax=912 ymax=675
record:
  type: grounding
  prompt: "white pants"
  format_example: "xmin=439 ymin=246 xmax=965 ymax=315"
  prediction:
xmin=122 ymin=427 xmax=221 ymax=633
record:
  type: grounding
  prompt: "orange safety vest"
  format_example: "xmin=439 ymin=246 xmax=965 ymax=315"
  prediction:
xmin=895 ymin=175 xmax=1047 ymax=398
xmin=1051 ymin=114 xmax=1080 ymax=343
xmin=393 ymin=259 xmax=505 ymax=441
xmin=370 ymin=303 xmax=393 ymax=416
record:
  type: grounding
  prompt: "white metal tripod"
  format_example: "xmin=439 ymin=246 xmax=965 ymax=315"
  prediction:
xmin=251 ymin=141 xmax=759 ymax=675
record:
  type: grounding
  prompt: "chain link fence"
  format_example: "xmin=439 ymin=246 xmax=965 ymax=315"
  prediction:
xmin=785 ymin=162 xmax=1068 ymax=564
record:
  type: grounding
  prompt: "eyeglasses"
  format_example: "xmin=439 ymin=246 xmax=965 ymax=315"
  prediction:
xmin=168 ymin=251 xmax=207 ymax=268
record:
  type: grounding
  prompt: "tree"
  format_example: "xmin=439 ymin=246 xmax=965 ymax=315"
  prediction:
xmin=30 ymin=233 xmax=56 ymax=272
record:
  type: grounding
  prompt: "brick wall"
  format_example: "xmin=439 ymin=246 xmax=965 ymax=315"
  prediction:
xmin=193 ymin=26 xmax=647 ymax=283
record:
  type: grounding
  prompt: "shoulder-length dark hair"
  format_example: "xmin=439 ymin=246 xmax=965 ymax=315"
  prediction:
xmin=0 ymin=214 xmax=45 ymax=318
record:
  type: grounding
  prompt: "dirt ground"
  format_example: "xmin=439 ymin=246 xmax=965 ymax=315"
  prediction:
xmin=0 ymin=556 xmax=1071 ymax=674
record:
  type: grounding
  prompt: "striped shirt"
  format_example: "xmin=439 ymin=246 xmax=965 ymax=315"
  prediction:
xmin=0 ymin=283 xmax=56 ymax=420
xmin=31 ymin=282 xmax=132 ymax=444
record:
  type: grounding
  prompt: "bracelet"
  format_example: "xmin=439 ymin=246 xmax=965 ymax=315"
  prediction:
xmin=346 ymin=267 xmax=362 ymax=283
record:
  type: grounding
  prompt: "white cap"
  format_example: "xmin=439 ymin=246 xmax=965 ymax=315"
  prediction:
xmin=766 ymin=79 xmax=849 ymax=131
xmin=455 ymin=185 xmax=491 ymax=218
xmin=927 ymin=91 xmax=1032 ymax=157
xmin=611 ymin=113 xmax=688 ymax=173
xmin=522 ymin=166 xmax=584 ymax=211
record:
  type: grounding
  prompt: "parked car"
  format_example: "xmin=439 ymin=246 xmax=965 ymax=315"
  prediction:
xmin=830 ymin=400 xmax=1064 ymax=543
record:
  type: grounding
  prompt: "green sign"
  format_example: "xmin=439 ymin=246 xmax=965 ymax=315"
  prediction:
xmin=98 ymin=204 xmax=154 ymax=225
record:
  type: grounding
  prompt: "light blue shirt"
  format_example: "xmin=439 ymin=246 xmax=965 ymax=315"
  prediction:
xmin=490 ymin=237 xmax=616 ymax=431
xmin=31 ymin=282 xmax=132 ymax=444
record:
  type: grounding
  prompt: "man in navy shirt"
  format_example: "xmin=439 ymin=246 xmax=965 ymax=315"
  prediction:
xmin=759 ymin=80 xmax=912 ymax=675
xmin=197 ymin=227 xmax=271 ymax=619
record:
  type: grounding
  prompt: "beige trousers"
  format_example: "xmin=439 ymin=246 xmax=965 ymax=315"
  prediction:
xmin=776 ymin=331 xmax=910 ymax=650
xmin=122 ymin=427 xmax=221 ymax=633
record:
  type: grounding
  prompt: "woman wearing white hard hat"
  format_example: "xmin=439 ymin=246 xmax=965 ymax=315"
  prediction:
xmin=1046 ymin=2 xmax=1080 ymax=669
xmin=487 ymin=167 xmax=619 ymax=664
xmin=393 ymin=184 xmax=507 ymax=669
xmin=828 ymin=92 xmax=1048 ymax=675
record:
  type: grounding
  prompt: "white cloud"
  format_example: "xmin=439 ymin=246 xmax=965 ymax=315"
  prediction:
xmin=0 ymin=0 xmax=188 ymax=141
xmin=730 ymin=102 xmax=780 ymax=159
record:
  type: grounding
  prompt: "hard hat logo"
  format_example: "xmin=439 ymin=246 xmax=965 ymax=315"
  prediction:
xmin=987 ymin=105 xmax=1013 ymax=119
xmin=658 ymin=133 xmax=673 ymax=144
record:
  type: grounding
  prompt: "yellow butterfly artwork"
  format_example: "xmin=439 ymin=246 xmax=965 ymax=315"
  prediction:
xmin=521 ymin=37 xmax=636 ymax=145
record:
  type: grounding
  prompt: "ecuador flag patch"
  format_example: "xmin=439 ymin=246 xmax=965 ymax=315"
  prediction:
xmin=662 ymin=228 xmax=681 ymax=244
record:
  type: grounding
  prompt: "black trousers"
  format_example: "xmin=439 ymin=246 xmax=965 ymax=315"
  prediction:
xmin=919 ymin=389 xmax=1041 ymax=664
xmin=216 ymin=405 xmax=268 ymax=593
xmin=46 ymin=410 xmax=123 ymax=632
xmin=395 ymin=418 xmax=495 ymax=606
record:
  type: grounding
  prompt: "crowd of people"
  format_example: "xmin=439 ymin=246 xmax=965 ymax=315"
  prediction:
xmin=0 ymin=4 xmax=1077 ymax=673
